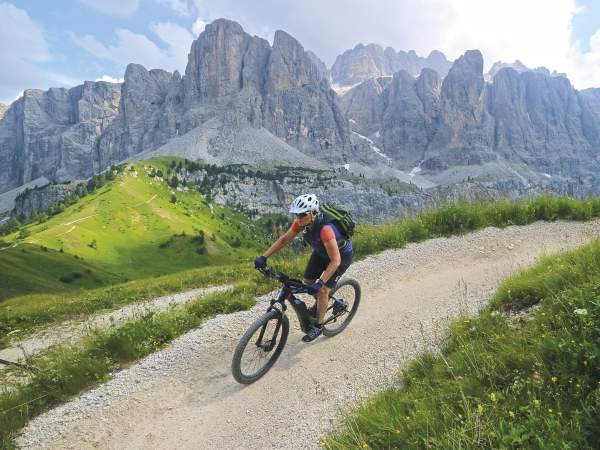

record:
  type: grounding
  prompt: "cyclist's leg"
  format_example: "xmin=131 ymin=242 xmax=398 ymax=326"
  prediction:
xmin=303 ymin=252 xmax=329 ymax=323
xmin=321 ymin=252 xmax=353 ymax=318
xmin=315 ymin=285 xmax=331 ymax=324
xmin=303 ymin=251 xmax=325 ymax=285
xmin=325 ymin=251 xmax=353 ymax=290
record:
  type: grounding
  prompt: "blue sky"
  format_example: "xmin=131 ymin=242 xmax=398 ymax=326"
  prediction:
xmin=2 ymin=0 xmax=600 ymax=104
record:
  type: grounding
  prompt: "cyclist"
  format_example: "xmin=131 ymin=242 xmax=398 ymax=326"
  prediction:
xmin=254 ymin=194 xmax=353 ymax=342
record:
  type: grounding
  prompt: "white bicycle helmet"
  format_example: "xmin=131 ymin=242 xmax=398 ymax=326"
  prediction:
xmin=289 ymin=193 xmax=319 ymax=214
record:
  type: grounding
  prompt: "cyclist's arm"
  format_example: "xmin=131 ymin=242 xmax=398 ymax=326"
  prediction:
xmin=263 ymin=221 xmax=300 ymax=258
xmin=320 ymin=226 xmax=341 ymax=284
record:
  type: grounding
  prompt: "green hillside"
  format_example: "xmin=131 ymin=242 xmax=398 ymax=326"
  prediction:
xmin=0 ymin=158 xmax=266 ymax=301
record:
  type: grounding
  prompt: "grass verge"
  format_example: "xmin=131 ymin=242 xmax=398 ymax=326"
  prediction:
xmin=0 ymin=281 xmax=263 ymax=448
xmin=0 ymin=263 xmax=254 ymax=343
xmin=322 ymin=241 xmax=600 ymax=449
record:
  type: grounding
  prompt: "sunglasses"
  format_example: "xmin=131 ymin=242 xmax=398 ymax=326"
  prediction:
xmin=295 ymin=212 xmax=310 ymax=218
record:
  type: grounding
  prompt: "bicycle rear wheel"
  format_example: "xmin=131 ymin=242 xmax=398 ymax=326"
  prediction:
xmin=322 ymin=277 xmax=361 ymax=337
xmin=232 ymin=309 xmax=289 ymax=384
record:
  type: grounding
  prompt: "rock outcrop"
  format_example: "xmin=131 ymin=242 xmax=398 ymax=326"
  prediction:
xmin=306 ymin=51 xmax=330 ymax=81
xmin=13 ymin=181 xmax=86 ymax=220
xmin=0 ymin=82 xmax=121 ymax=193
xmin=486 ymin=60 xmax=566 ymax=81
xmin=11 ymin=166 xmax=435 ymax=224
xmin=0 ymin=19 xmax=371 ymax=195
xmin=0 ymin=103 xmax=6 ymax=119
xmin=331 ymin=44 xmax=452 ymax=86
xmin=340 ymin=49 xmax=600 ymax=191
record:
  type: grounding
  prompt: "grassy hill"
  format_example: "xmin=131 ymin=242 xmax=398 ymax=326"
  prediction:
xmin=0 ymin=158 xmax=267 ymax=301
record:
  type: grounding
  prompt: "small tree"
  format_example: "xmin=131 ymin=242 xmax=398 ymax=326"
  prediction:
xmin=170 ymin=194 xmax=177 ymax=203
xmin=170 ymin=176 xmax=179 ymax=188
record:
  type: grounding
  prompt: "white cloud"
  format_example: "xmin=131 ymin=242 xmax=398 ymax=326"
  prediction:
xmin=150 ymin=21 xmax=195 ymax=52
xmin=566 ymin=29 xmax=600 ymax=89
xmin=95 ymin=75 xmax=125 ymax=83
xmin=192 ymin=18 xmax=207 ymax=36
xmin=79 ymin=0 xmax=140 ymax=17
xmin=436 ymin=0 xmax=576 ymax=75
xmin=0 ymin=2 xmax=70 ymax=103
xmin=156 ymin=0 xmax=193 ymax=16
xmin=71 ymin=23 xmax=195 ymax=73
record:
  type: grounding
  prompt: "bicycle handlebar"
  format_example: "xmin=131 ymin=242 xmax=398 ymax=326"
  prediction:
xmin=257 ymin=267 xmax=308 ymax=293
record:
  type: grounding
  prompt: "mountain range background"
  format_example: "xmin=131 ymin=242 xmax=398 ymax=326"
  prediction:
xmin=1 ymin=18 xmax=600 ymax=221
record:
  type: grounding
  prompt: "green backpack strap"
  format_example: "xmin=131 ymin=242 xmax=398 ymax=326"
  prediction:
xmin=320 ymin=203 xmax=355 ymax=238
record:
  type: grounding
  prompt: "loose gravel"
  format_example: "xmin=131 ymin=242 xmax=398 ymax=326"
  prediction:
xmin=0 ymin=285 xmax=233 ymax=365
xmin=17 ymin=220 xmax=600 ymax=450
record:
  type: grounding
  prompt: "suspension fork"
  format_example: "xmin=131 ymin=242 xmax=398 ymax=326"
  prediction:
xmin=257 ymin=293 xmax=287 ymax=351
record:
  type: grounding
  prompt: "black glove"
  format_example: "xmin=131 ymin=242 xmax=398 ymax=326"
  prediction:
xmin=254 ymin=255 xmax=267 ymax=269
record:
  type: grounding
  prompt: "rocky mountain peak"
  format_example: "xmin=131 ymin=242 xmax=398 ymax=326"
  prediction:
xmin=266 ymin=30 xmax=320 ymax=91
xmin=332 ymin=44 xmax=452 ymax=87
xmin=442 ymin=49 xmax=484 ymax=109
xmin=305 ymin=50 xmax=329 ymax=80
xmin=486 ymin=59 xmax=567 ymax=81
xmin=184 ymin=18 xmax=252 ymax=101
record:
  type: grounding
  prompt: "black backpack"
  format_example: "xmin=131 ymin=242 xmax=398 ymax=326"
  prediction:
xmin=320 ymin=203 xmax=355 ymax=239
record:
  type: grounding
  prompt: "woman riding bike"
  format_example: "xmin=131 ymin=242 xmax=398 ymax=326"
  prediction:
xmin=254 ymin=194 xmax=353 ymax=342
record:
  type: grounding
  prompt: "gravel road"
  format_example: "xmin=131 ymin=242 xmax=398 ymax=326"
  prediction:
xmin=0 ymin=286 xmax=233 ymax=365
xmin=17 ymin=220 xmax=600 ymax=449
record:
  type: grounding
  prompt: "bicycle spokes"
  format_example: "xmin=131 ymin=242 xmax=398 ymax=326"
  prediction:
xmin=240 ymin=316 xmax=282 ymax=375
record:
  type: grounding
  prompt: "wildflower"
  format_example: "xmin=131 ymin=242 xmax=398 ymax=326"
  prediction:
xmin=489 ymin=393 xmax=497 ymax=403
xmin=574 ymin=308 xmax=588 ymax=316
xmin=362 ymin=444 xmax=369 ymax=449
xmin=455 ymin=375 xmax=464 ymax=381
xmin=477 ymin=404 xmax=484 ymax=414
xmin=395 ymin=429 xmax=401 ymax=434
xmin=509 ymin=411 xmax=515 ymax=417
xmin=533 ymin=399 xmax=541 ymax=408
xmin=584 ymin=360 xmax=588 ymax=367
xmin=548 ymin=409 xmax=553 ymax=413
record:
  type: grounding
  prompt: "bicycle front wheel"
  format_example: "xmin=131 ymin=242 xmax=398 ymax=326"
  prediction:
xmin=231 ymin=309 xmax=289 ymax=384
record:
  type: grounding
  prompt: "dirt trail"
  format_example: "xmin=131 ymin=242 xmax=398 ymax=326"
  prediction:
xmin=18 ymin=220 xmax=600 ymax=450
xmin=0 ymin=285 xmax=233 ymax=365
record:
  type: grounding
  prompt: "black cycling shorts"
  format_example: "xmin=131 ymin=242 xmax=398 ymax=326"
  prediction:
xmin=303 ymin=250 xmax=353 ymax=288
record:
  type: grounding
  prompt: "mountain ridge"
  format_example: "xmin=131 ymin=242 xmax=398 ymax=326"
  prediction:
xmin=1 ymin=19 xmax=600 ymax=201
xmin=340 ymin=50 xmax=600 ymax=194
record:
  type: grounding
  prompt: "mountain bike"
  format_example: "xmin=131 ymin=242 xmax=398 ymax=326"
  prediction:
xmin=231 ymin=267 xmax=361 ymax=384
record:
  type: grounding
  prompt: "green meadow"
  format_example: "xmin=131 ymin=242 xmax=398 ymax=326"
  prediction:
xmin=0 ymin=158 xmax=265 ymax=301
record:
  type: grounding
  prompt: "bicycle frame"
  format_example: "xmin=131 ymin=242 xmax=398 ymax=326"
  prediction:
xmin=256 ymin=267 xmax=342 ymax=346
xmin=267 ymin=286 xmax=313 ymax=333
